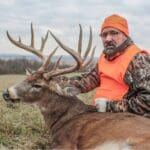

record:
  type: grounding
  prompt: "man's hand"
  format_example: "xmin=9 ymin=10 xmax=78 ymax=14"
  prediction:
xmin=95 ymin=98 xmax=108 ymax=112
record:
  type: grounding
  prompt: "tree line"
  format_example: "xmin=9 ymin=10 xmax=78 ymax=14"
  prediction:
xmin=0 ymin=58 xmax=96 ymax=74
xmin=0 ymin=58 xmax=41 ymax=74
xmin=0 ymin=58 xmax=76 ymax=74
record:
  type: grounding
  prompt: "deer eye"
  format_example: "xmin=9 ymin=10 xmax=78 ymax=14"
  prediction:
xmin=32 ymin=83 xmax=42 ymax=88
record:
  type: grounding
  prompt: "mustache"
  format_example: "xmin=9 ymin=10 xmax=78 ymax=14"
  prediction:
xmin=105 ymin=41 xmax=116 ymax=48
xmin=103 ymin=41 xmax=117 ymax=56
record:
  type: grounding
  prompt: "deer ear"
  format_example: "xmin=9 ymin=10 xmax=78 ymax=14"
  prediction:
xmin=25 ymin=68 xmax=35 ymax=75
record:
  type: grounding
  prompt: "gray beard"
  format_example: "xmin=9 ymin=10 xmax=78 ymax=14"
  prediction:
xmin=103 ymin=37 xmax=133 ymax=61
xmin=104 ymin=47 xmax=116 ymax=55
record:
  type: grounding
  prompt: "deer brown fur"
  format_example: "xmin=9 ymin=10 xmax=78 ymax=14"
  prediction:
xmin=3 ymin=76 xmax=150 ymax=149
xmin=3 ymin=24 xmax=150 ymax=150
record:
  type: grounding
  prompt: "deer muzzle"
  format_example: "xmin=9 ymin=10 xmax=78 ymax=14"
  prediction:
xmin=3 ymin=89 xmax=11 ymax=101
xmin=3 ymin=89 xmax=20 ymax=102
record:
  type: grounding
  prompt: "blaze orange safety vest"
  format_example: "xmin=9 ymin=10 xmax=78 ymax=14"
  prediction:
xmin=94 ymin=44 xmax=146 ymax=102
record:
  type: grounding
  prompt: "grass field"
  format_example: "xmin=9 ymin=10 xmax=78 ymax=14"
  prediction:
xmin=0 ymin=74 xmax=95 ymax=149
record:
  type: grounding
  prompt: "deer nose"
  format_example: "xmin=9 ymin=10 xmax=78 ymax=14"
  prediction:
xmin=3 ymin=89 xmax=10 ymax=101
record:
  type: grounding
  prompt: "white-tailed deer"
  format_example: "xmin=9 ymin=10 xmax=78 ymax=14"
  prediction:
xmin=3 ymin=24 xmax=150 ymax=150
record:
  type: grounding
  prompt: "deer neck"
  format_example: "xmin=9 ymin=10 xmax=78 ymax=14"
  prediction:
xmin=37 ymin=91 xmax=96 ymax=134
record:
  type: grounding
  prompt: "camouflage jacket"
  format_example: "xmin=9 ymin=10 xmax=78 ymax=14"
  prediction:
xmin=53 ymin=52 xmax=150 ymax=117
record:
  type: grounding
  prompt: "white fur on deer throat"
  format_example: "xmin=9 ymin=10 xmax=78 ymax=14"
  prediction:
xmin=56 ymin=84 xmax=64 ymax=95
xmin=35 ymin=102 xmax=48 ymax=113
xmin=39 ymin=105 xmax=48 ymax=112
xmin=94 ymin=141 xmax=131 ymax=150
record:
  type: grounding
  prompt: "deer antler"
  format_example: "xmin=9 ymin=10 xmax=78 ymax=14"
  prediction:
xmin=44 ymin=24 xmax=96 ymax=78
xmin=7 ymin=24 xmax=95 ymax=79
xmin=7 ymin=23 xmax=58 ymax=72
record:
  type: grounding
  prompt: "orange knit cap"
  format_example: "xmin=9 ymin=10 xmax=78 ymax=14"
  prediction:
xmin=101 ymin=14 xmax=129 ymax=36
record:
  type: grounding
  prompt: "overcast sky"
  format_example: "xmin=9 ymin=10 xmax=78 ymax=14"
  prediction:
xmin=1 ymin=0 xmax=150 ymax=58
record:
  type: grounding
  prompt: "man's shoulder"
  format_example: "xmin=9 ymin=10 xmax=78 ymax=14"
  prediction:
xmin=131 ymin=51 xmax=150 ymax=67
xmin=135 ymin=50 xmax=150 ymax=59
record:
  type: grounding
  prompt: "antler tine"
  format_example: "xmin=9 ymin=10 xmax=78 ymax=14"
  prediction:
xmin=78 ymin=24 xmax=82 ymax=56
xmin=45 ymin=25 xmax=95 ymax=78
xmin=82 ymin=46 xmax=96 ymax=68
xmin=39 ymin=47 xmax=58 ymax=71
xmin=40 ymin=31 xmax=49 ymax=52
xmin=43 ymin=56 xmax=64 ymax=79
xmin=83 ymin=26 xmax=92 ymax=61
xmin=49 ymin=30 xmax=83 ymax=67
xmin=6 ymin=23 xmax=49 ymax=61
xmin=31 ymin=23 xmax=34 ymax=48
xmin=53 ymin=56 xmax=62 ymax=69
xmin=49 ymin=56 xmax=62 ymax=73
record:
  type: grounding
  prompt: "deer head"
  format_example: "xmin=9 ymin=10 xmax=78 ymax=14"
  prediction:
xmin=3 ymin=23 xmax=96 ymax=104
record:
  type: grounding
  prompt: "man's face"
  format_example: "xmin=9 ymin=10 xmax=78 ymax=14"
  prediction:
xmin=100 ymin=27 xmax=127 ymax=54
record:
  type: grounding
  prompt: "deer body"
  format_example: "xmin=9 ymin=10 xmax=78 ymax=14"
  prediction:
xmin=5 ymin=78 xmax=150 ymax=149
xmin=3 ymin=24 xmax=150 ymax=150
xmin=49 ymin=112 xmax=150 ymax=150
xmin=38 ymin=96 xmax=150 ymax=150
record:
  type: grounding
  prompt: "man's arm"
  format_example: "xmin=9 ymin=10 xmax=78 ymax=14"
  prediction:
xmin=51 ymin=64 xmax=100 ymax=96
xmin=123 ymin=52 xmax=150 ymax=116
xmin=97 ymin=53 xmax=150 ymax=117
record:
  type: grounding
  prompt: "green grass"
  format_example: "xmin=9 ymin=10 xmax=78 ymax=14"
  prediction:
xmin=0 ymin=74 xmax=95 ymax=149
